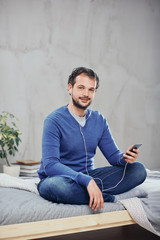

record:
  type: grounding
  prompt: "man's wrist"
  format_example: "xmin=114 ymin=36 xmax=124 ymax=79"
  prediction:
xmin=120 ymin=154 xmax=127 ymax=165
xmin=76 ymin=172 xmax=92 ymax=187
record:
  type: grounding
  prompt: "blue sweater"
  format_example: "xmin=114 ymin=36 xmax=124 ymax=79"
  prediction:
xmin=38 ymin=105 xmax=126 ymax=187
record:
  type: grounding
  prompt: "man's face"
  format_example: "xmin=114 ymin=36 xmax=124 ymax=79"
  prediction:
xmin=68 ymin=73 xmax=97 ymax=110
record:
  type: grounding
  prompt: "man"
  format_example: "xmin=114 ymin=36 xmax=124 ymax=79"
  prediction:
xmin=37 ymin=67 xmax=146 ymax=211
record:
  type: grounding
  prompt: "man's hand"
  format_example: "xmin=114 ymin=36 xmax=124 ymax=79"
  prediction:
xmin=123 ymin=145 xmax=139 ymax=163
xmin=87 ymin=179 xmax=104 ymax=211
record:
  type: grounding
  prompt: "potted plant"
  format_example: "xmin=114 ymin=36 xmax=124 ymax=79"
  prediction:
xmin=0 ymin=111 xmax=22 ymax=177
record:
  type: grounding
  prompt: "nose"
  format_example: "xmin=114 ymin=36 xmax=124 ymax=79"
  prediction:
xmin=82 ymin=88 xmax=89 ymax=96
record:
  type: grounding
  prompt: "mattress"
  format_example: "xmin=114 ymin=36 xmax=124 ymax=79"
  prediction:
xmin=0 ymin=172 xmax=146 ymax=225
xmin=0 ymin=170 xmax=159 ymax=237
xmin=0 ymin=187 xmax=125 ymax=225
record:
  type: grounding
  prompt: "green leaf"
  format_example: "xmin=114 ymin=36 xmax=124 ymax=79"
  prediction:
xmin=9 ymin=150 xmax=12 ymax=155
xmin=14 ymin=146 xmax=18 ymax=151
xmin=0 ymin=111 xmax=22 ymax=161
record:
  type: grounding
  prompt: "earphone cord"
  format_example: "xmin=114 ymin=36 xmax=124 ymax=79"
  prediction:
xmin=79 ymin=124 xmax=128 ymax=192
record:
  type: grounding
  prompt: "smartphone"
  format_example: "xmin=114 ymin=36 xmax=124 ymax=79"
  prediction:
xmin=126 ymin=144 xmax=142 ymax=156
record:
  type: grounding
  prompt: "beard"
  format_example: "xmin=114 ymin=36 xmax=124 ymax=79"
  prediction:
xmin=72 ymin=96 xmax=92 ymax=110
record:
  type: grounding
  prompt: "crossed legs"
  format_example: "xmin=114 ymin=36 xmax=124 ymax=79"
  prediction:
xmin=38 ymin=162 xmax=146 ymax=204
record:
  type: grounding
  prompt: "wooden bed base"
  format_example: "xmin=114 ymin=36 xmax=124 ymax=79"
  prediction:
xmin=0 ymin=210 xmax=135 ymax=240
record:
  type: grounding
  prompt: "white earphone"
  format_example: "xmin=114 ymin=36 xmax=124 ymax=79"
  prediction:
xmin=79 ymin=112 xmax=128 ymax=192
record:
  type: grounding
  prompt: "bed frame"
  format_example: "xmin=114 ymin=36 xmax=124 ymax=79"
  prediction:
xmin=0 ymin=210 xmax=135 ymax=240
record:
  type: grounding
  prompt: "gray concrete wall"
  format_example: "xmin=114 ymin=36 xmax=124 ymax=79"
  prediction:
xmin=0 ymin=0 xmax=160 ymax=170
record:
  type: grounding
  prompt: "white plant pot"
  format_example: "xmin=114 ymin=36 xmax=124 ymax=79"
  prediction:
xmin=3 ymin=165 xmax=20 ymax=177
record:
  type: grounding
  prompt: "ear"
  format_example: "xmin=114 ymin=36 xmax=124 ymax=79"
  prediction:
xmin=68 ymin=83 xmax=72 ymax=95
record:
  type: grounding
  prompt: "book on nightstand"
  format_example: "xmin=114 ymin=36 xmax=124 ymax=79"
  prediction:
xmin=16 ymin=159 xmax=41 ymax=178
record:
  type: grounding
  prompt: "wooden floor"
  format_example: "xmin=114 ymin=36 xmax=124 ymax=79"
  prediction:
xmin=35 ymin=224 xmax=160 ymax=240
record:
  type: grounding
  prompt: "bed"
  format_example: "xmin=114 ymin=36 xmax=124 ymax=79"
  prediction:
xmin=0 ymin=169 xmax=160 ymax=240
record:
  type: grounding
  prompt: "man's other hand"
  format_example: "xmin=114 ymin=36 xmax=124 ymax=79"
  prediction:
xmin=87 ymin=179 xmax=104 ymax=211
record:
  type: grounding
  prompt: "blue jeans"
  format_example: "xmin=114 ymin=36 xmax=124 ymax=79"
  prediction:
xmin=38 ymin=162 xmax=146 ymax=204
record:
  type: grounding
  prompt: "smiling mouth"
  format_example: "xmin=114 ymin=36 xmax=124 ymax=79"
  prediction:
xmin=80 ymin=98 xmax=90 ymax=102
xmin=80 ymin=97 xmax=90 ymax=100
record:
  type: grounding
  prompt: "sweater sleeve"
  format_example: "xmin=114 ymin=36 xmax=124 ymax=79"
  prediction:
xmin=98 ymin=117 xmax=126 ymax=166
xmin=41 ymin=117 xmax=92 ymax=187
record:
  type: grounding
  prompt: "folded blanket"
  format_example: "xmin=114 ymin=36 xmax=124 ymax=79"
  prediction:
xmin=0 ymin=173 xmax=39 ymax=195
xmin=146 ymin=169 xmax=160 ymax=178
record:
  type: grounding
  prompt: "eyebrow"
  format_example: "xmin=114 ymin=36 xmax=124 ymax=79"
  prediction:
xmin=77 ymin=85 xmax=96 ymax=89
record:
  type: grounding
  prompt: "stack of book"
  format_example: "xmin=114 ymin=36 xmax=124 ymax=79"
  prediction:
xmin=16 ymin=160 xmax=41 ymax=178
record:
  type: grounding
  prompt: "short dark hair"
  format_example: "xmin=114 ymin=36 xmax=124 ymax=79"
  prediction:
xmin=68 ymin=67 xmax=99 ymax=89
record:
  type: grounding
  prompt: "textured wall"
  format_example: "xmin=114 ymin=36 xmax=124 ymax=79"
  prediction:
xmin=0 ymin=0 xmax=160 ymax=170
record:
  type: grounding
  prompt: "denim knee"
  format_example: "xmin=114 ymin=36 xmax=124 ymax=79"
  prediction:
xmin=38 ymin=176 xmax=71 ymax=202
xmin=131 ymin=162 xmax=147 ymax=184
xmin=38 ymin=176 xmax=89 ymax=205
